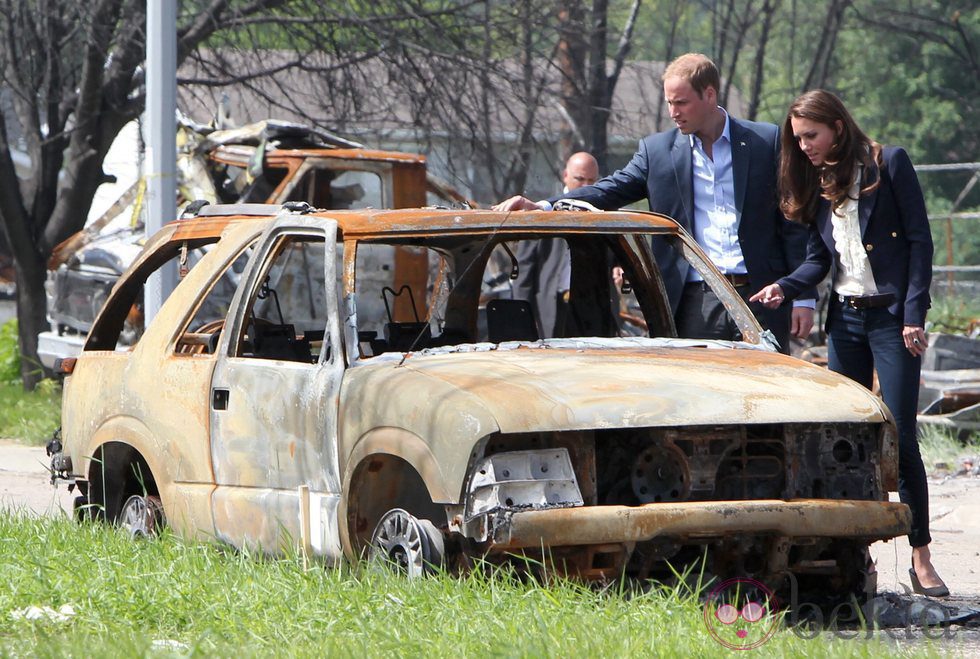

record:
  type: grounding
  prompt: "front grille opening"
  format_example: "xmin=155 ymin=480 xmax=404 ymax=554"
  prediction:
xmin=596 ymin=425 xmax=788 ymax=505
xmin=480 ymin=422 xmax=882 ymax=509
xmin=714 ymin=438 xmax=785 ymax=500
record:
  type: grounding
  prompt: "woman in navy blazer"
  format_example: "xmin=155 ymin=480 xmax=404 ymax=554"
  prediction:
xmin=751 ymin=90 xmax=947 ymax=597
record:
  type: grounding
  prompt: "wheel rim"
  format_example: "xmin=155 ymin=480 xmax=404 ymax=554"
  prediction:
xmin=119 ymin=494 xmax=162 ymax=538
xmin=370 ymin=508 xmax=442 ymax=578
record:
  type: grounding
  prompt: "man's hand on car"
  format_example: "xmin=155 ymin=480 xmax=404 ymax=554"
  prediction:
xmin=491 ymin=196 xmax=541 ymax=212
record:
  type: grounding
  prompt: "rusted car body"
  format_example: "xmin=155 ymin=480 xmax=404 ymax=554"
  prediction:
xmin=52 ymin=204 xmax=909 ymax=600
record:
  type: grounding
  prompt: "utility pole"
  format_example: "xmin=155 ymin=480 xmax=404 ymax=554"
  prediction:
xmin=144 ymin=0 xmax=177 ymax=323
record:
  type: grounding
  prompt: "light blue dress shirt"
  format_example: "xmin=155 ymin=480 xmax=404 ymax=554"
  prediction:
xmin=687 ymin=111 xmax=745 ymax=282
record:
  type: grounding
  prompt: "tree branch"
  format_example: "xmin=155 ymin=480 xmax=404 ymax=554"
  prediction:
xmin=607 ymin=0 xmax=641 ymax=101
xmin=0 ymin=108 xmax=30 ymax=260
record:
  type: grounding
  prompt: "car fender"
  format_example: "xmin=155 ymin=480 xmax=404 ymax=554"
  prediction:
xmin=81 ymin=415 xmax=176 ymax=504
xmin=338 ymin=426 xmax=451 ymax=557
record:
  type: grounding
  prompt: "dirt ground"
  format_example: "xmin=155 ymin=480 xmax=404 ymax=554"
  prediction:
xmin=871 ymin=476 xmax=980 ymax=600
xmin=3 ymin=438 xmax=980 ymax=650
xmin=0 ymin=440 xmax=75 ymax=516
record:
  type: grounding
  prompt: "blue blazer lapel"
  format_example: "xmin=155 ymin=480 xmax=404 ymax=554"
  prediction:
xmin=670 ymin=130 xmax=693 ymax=230
xmin=817 ymin=199 xmax=839 ymax=281
xmin=729 ymin=120 xmax=749 ymax=218
xmin=818 ymin=199 xmax=835 ymax=247
xmin=858 ymin=170 xmax=879 ymax=238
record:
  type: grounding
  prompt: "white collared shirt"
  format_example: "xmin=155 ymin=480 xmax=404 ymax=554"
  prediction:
xmin=686 ymin=110 xmax=745 ymax=282
xmin=832 ymin=168 xmax=878 ymax=296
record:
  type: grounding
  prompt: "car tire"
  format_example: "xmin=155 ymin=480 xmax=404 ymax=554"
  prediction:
xmin=368 ymin=508 xmax=445 ymax=577
xmin=118 ymin=494 xmax=165 ymax=538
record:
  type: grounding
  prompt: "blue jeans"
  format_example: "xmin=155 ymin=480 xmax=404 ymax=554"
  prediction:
xmin=827 ymin=301 xmax=930 ymax=547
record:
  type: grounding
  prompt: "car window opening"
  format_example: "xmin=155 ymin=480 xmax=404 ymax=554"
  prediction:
xmin=174 ymin=244 xmax=255 ymax=357
xmin=352 ymin=232 xmax=687 ymax=358
xmin=236 ymin=235 xmax=330 ymax=364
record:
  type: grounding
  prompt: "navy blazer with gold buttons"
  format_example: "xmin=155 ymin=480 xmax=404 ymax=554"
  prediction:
xmin=775 ymin=146 xmax=934 ymax=327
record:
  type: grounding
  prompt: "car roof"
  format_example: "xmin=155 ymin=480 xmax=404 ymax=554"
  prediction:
xmin=169 ymin=204 xmax=682 ymax=243
xmin=211 ymin=144 xmax=427 ymax=166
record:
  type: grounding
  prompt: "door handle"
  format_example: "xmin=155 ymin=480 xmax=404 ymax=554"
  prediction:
xmin=212 ymin=388 xmax=229 ymax=410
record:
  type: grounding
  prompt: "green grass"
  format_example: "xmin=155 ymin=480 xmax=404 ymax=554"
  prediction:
xmin=0 ymin=378 xmax=61 ymax=446
xmin=927 ymin=293 xmax=980 ymax=336
xmin=0 ymin=318 xmax=62 ymax=446
xmin=0 ymin=514 xmax=933 ymax=658
xmin=918 ymin=425 xmax=980 ymax=473
xmin=0 ymin=318 xmax=20 ymax=382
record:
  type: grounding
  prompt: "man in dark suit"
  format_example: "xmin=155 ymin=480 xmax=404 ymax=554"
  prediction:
xmin=494 ymin=53 xmax=813 ymax=351
xmin=511 ymin=152 xmax=598 ymax=337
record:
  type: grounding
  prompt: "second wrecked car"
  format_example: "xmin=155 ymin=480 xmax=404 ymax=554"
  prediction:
xmin=39 ymin=119 xmax=469 ymax=369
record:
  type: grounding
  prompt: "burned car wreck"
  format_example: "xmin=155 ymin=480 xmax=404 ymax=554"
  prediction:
xmin=52 ymin=204 xmax=909 ymax=602
xmin=39 ymin=119 xmax=469 ymax=369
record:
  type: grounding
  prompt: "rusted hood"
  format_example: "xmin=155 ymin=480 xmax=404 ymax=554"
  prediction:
xmin=391 ymin=341 xmax=887 ymax=433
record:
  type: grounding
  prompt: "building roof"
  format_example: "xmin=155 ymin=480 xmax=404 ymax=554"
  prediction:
xmin=178 ymin=50 xmax=746 ymax=147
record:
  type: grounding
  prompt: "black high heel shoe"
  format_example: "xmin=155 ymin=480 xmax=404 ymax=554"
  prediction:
xmin=908 ymin=566 xmax=950 ymax=597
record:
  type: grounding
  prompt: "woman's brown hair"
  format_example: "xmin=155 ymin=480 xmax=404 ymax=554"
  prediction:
xmin=779 ymin=89 xmax=881 ymax=224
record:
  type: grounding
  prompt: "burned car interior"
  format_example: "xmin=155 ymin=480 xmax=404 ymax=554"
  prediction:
xmin=235 ymin=235 xmax=330 ymax=363
xmin=89 ymin=224 xmax=695 ymax=360
xmin=351 ymin=231 xmax=677 ymax=358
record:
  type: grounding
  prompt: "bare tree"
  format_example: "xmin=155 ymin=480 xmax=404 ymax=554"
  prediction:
xmin=801 ymin=0 xmax=852 ymax=91
xmin=705 ymin=0 xmax=786 ymax=112
xmin=652 ymin=0 xmax=688 ymax=131
xmin=0 ymin=0 xmax=305 ymax=388
xmin=746 ymin=0 xmax=780 ymax=119
xmin=361 ymin=0 xmax=560 ymax=199
xmin=558 ymin=0 xmax=589 ymax=158
xmin=556 ymin=0 xmax=641 ymax=173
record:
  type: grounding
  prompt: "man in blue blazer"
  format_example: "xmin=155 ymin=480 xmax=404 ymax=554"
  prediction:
xmin=494 ymin=53 xmax=813 ymax=351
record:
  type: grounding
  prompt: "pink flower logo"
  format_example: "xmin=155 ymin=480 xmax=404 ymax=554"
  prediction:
xmin=703 ymin=577 xmax=779 ymax=650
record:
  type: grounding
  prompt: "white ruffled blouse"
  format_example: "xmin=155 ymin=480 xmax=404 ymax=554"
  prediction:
xmin=831 ymin=168 xmax=879 ymax=296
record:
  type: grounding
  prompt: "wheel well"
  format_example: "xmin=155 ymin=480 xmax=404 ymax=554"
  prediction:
xmin=346 ymin=454 xmax=444 ymax=555
xmin=87 ymin=442 xmax=159 ymax=523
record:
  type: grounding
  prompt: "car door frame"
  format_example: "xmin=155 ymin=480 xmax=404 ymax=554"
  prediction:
xmin=208 ymin=212 xmax=345 ymax=562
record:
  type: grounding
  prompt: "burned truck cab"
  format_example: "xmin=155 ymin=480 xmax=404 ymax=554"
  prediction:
xmin=39 ymin=119 xmax=467 ymax=370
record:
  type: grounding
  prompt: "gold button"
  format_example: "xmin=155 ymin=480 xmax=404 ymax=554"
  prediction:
xmin=891 ymin=232 xmax=898 ymax=238
xmin=865 ymin=243 xmax=874 ymax=251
